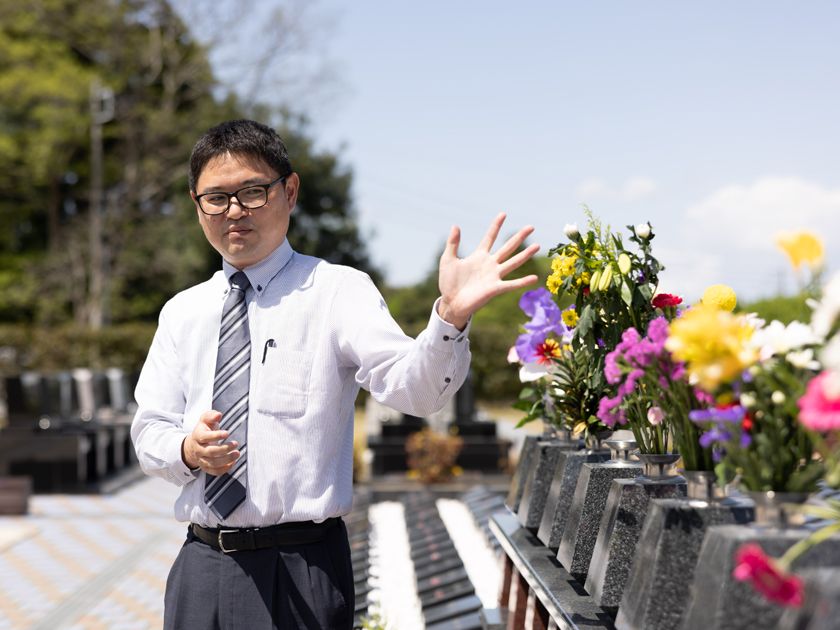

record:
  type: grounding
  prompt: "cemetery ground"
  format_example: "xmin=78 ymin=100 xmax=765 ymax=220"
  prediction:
xmin=0 ymin=403 xmax=526 ymax=630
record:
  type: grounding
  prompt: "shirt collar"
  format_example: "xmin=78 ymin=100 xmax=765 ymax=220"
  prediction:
xmin=221 ymin=239 xmax=294 ymax=297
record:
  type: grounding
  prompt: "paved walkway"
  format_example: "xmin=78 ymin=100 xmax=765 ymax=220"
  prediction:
xmin=0 ymin=476 xmax=186 ymax=630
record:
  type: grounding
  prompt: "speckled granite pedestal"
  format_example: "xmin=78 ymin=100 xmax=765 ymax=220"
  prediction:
xmin=615 ymin=497 xmax=754 ymax=630
xmin=557 ymin=441 xmax=643 ymax=584
xmin=779 ymin=567 xmax=840 ymax=630
xmin=517 ymin=441 xmax=568 ymax=532
xmin=505 ymin=435 xmax=540 ymax=513
xmin=680 ymin=525 xmax=840 ymax=630
xmin=586 ymin=476 xmax=687 ymax=618
xmin=536 ymin=448 xmax=611 ymax=551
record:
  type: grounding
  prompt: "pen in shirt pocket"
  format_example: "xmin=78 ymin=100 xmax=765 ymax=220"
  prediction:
xmin=262 ymin=339 xmax=276 ymax=364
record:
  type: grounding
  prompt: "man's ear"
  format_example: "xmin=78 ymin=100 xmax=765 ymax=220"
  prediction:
xmin=284 ymin=173 xmax=300 ymax=212
xmin=191 ymin=191 xmax=204 ymax=220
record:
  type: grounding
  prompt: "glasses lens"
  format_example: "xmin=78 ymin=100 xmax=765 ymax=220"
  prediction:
xmin=201 ymin=194 xmax=230 ymax=214
xmin=238 ymin=186 xmax=268 ymax=209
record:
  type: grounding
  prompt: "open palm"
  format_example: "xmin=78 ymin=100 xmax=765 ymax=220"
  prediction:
xmin=438 ymin=213 xmax=540 ymax=330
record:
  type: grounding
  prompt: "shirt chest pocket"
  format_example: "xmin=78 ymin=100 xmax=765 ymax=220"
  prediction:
xmin=255 ymin=347 xmax=313 ymax=419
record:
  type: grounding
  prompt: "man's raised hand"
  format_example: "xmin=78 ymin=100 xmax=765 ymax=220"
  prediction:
xmin=181 ymin=410 xmax=240 ymax=476
xmin=437 ymin=213 xmax=539 ymax=330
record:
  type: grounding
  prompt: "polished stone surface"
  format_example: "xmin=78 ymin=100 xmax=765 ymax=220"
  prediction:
xmin=779 ymin=567 xmax=840 ymax=630
xmin=586 ymin=476 xmax=686 ymax=618
xmin=615 ymin=497 xmax=754 ymax=630
xmin=506 ymin=435 xmax=539 ymax=513
xmin=557 ymin=461 xmax=644 ymax=584
xmin=536 ymin=449 xmax=611 ymax=551
xmin=517 ymin=441 xmax=568 ymax=531
xmin=681 ymin=525 xmax=840 ymax=630
xmin=490 ymin=512 xmax=615 ymax=629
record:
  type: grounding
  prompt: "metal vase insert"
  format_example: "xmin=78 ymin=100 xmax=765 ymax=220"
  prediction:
xmin=749 ymin=491 xmax=810 ymax=528
xmin=636 ymin=452 xmax=682 ymax=480
xmin=682 ymin=469 xmax=727 ymax=501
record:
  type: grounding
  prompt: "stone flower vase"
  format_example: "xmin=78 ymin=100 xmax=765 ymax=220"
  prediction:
xmin=681 ymin=469 xmax=727 ymax=502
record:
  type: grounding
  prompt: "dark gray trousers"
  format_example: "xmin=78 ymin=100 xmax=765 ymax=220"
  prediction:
xmin=164 ymin=520 xmax=354 ymax=629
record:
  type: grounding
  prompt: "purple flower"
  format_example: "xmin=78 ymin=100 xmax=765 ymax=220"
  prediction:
xmin=605 ymin=349 xmax=623 ymax=385
xmin=520 ymin=288 xmax=568 ymax=338
xmin=597 ymin=395 xmax=627 ymax=427
xmin=597 ymin=338 xmax=606 ymax=348
xmin=689 ymin=405 xmax=746 ymax=424
xmin=515 ymin=330 xmax=546 ymax=365
xmin=519 ymin=288 xmax=554 ymax=318
xmin=700 ymin=427 xmax=731 ymax=448
xmin=740 ymin=433 xmax=753 ymax=448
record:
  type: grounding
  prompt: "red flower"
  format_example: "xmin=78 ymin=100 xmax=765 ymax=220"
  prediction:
xmin=535 ymin=339 xmax=562 ymax=366
xmin=583 ymin=287 xmax=590 ymax=295
xmin=652 ymin=293 xmax=683 ymax=309
xmin=742 ymin=416 xmax=753 ymax=431
xmin=733 ymin=543 xmax=803 ymax=607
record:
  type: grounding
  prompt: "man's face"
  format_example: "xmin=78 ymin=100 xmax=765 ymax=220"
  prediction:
xmin=193 ymin=152 xmax=299 ymax=270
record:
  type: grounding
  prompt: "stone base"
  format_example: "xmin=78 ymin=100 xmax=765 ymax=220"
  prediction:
xmin=615 ymin=497 xmax=754 ymax=630
xmin=517 ymin=441 xmax=568 ymax=532
xmin=779 ymin=567 xmax=840 ymax=630
xmin=536 ymin=449 xmax=610 ymax=551
xmin=505 ymin=435 xmax=539 ymax=513
xmin=586 ymin=476 xmax=686 ymax=618
xmin=557 ymin=461 xmax=643 ymax=584
xmin=681 ymin=525 xmax=840 ymax=630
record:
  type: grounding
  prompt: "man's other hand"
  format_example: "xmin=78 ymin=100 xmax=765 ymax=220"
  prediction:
xmin=438 ymin=212 xmax=539 ymax=330
xmin=181 ymin=410 xmax=240 ymax=476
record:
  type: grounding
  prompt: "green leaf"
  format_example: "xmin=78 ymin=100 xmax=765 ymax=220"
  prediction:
xmin=519 ymin=387 xmax=535 ymax=399
xmin=620 ymin=278 xmax=633 ymax=307
xmin=577 ymin=304 xmax=596 ymax=337
xmin=511 ymin=400 xmax=532 ymax=411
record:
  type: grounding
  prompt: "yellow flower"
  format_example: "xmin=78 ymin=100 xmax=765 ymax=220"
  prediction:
xmin=665 ymin=304 xmax=757 ymax=390
xmin=775 ymin=230 xmax=824 ymax=270
xmin=702 ymin=284 xmax=737 ymax=312
xmin=546 ymin=272 xmax=563 ymax=295
xmin=562 ymin=309 xmax=579 ymax=327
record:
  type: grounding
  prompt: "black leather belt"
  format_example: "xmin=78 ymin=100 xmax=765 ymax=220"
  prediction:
xmin=191 ymin=517 xmax=340 ymax=553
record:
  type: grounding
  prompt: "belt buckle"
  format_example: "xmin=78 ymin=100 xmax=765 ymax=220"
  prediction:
xmin=218 ymin=529 xmax=238 ymax=553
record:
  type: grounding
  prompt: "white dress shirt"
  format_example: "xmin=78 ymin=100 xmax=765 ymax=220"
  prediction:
xmin=131 ymin=239 xmax=471 ymax=527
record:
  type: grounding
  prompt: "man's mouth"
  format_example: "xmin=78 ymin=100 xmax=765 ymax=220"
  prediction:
xmin=227 ymin=226 xmax=252 ymax=237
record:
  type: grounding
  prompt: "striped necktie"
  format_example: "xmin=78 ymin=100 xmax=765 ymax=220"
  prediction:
xmin=205 ymin=271 xmax=250 ymax=520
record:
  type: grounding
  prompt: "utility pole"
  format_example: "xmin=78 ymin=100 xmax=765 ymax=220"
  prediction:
xmin=88 ymin=77 xmax=114 ymax=330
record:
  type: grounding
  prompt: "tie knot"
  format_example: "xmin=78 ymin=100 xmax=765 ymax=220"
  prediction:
xmin=230 ymin=271 xmax=250 ymax=292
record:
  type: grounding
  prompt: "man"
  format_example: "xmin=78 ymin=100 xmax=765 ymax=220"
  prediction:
xmin=131 ymin=119 xmax=539 ymax=629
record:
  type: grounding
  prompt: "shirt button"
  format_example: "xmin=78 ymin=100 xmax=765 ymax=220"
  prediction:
xmin=445 ymin=377 xmax=451 ymax=383
xmin=457 ymin=337 xmax=463 ymax=342
xmin=443 ymin=336 xmax=450 ymax=341
xmin=257 ymin=285 xmax=263 ymax=291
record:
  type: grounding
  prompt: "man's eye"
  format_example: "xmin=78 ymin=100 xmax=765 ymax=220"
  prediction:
xmin=241 ymin=187 xmax=264 ymax=198
xmin=204 ymin=194 xmax=228 ymax=205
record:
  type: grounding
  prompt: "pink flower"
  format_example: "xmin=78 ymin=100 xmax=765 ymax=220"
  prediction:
xmin=798 ymin=371 xmax=840 ymax=432
xmin=647 ymin=407 xmax=665 ymax=425
xmin=733 ymin=543 xmax=803 ymax=608
xmin=507 ymin=346 xmax=520 ymax=364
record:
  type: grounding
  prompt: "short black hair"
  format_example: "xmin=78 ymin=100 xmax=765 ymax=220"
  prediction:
xmin=189 ymin=119 xmax=293 ymax=192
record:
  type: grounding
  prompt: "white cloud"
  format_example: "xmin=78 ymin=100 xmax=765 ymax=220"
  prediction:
xmin=684 ymin=176 xmax=840 ymax=252
xmin=671 ymin=176 xmax=840 ymax=302
xmin=575 ymin=176 xmax=659 ymax=202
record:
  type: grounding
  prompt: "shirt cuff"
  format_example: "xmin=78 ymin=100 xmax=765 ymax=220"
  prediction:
xmin=427 ymin=297 xmax=472 ymax=352
xmin=169 ymin=434 xmax=201 ymax=483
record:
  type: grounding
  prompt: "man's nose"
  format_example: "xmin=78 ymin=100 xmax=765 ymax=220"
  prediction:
xmin=227 ymin=196 xmax=249 ymax=219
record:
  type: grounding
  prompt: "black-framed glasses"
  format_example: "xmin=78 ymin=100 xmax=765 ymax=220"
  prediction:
xmin=195 ymin=176 xmax=286 ymax=215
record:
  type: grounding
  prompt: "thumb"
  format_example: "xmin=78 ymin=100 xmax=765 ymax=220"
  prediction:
xmin=441 ymin=225 xmax=460 ymax=263
xmin=199 ymin=410 xmax=222 ymax=428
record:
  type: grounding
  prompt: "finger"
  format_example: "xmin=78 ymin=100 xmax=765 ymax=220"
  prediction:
xmin=477 ymin=212 xmax=506 ymax=252
xmin=200 ymin=441 xmax=238 ymax=458
xmin=441 ymin=225 xmax=461 ymax=262
xmin=199 ymin=410 xmax=222 ymax=426
xmin=499 ymin=243 xmax=541 ymax=277
xmin=494 ymin=225 xmax=535 ymax=261
xmin=199 ymin=449 xmax=240 ymax=470
xmin=194 ymin=429 xmax=230 ymax=445
xmin=497 ymin=274 xmax=540 ymax=294
xmin=204 ymin=461 xmax=236 ymax=476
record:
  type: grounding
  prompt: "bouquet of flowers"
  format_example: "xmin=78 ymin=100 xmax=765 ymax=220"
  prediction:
xmin=511 ymin=209 xmax=668 ymax=440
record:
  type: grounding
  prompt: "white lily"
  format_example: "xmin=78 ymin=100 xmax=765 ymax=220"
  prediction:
xmin=786 ymin=348 xmax=821 ymax=371
xmin=635 ymin=223 xmax=651 ymax=239
xmin=564 ymin=223 xmax=579 ymax=238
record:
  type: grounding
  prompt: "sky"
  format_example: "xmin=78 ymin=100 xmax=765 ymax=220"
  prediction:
xmin=237 ymin=1 xmax=840 ymax=302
